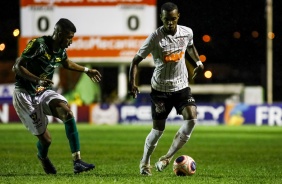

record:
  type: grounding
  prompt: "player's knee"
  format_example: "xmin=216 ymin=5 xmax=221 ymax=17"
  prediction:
xmin=60 ymin=109 xmax=74 ymax=121
xmin=40 ymin=138 xmax=52 ymax=147
xmin=188 ymin=119 xmax=196 ymax=127
xmin=179 ymin=119 xmax=196 ymax=136
xmin=45 ymin=139 xmax=52 ymax=146
xmin=56 ymin=107 xmax=74 ymax=121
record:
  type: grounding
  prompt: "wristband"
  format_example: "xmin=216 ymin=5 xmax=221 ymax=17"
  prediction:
xmin=196 ymin=61 xmax=203 ymax=66
xmin=84 ymin=67 xmax=89 ymax=73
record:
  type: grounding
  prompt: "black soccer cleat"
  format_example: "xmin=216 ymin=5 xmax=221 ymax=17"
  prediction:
xmin=73 ymin=159 xmax=95 ymax=174
xmin=37 ymin=155 xmax=57 ymax=174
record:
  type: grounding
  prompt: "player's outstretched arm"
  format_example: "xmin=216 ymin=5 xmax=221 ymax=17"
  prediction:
xmin=85 ymin=69 xmax=102 ymax=83
xmin=61 ymin=58 xmax=102 ymax=83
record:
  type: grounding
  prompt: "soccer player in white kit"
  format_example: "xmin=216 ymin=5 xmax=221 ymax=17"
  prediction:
xmin=13 ymin=18 xmax=101 ymax=174
xmin=128 ymin=2 xmax=204 ymax=176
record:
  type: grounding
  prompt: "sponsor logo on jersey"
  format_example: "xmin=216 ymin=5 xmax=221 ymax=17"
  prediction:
xmin=23 ymin=39 xmax=36 ymax=53
xmin=164 ymin=51 xmax=184 ymax=63
xmin=55 ymin=57 xmax=61 ymax=62
xmin=44 ymin=52 xmax=51 ymax=60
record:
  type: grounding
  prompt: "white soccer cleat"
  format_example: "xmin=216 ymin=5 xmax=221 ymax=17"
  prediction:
xmin=155 ymin=156 xmax=171 ymax=172
xmin=140 ymin=162 xmax=152 ymax=176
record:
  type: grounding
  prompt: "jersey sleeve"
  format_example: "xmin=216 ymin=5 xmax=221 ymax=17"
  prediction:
xmin=186 ymin=27 xmax=194 ymax=46
xmin=137 ymin=32 xmax=155 ymax=59
xmin=21 ymin=38 xmax=43 ymax=60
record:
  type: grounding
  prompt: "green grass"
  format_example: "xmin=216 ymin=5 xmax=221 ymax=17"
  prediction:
xmin=0 ymin=123 xmax=282 ymax=184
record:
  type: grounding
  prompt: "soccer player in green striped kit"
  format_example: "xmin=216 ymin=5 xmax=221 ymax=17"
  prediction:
xmin=13 ymin=18 xmax=101 ymax=174
xmin=128 ymin=2 xmax=204 ymax=176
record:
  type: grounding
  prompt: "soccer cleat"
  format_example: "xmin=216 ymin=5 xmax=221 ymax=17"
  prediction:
xmin=155 ymin=155 xmax=171 ymax=172
xmin=140 ymin=162 xmax=152 ymax=176
xmin=73 ymin=159 xmax=95 ymax=174
xmin=37 ymin=155 xmax=57 ymax=174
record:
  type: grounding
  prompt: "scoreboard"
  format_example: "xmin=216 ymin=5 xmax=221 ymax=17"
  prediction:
xmin=20 ymin=0 xmax=156 ymax=63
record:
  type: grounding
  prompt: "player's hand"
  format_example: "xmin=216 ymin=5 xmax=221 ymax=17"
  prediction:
xmin=86 ymin=69 xmax=102 ymax=82
xmin=128 ymin=84 xmax=139 ymax=99
xmin=38 ymin=78 xmax=53 ymax=87
xmin=192 ymin=64 xmax=204 ymax=80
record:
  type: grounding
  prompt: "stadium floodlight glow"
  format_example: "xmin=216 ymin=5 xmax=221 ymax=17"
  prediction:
xmin=268 ymin=32 xmax=275 ymax=39
xmin=204 ymin=70 xmax=212 ymax=79
xmin=199 ymin=55 xmax=206 ymax=62
xmin=13 ymin=29 xmax=20 ymax=37
xmin=202 ymin=35 xmax=211 ymax=42
xmin=251 ymin=31 xmax=259 ymax=38
xmin=233 ymin=32 xmax=241 ymax=39
xmin=0 ymin=43 xmax=5 ymax=51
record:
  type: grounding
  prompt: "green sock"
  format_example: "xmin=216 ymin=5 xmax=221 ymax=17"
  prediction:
xmin=64 ymin=118 xmax=80 ymax=153
xmin=37 ymin=141 xmax=49 ymax=158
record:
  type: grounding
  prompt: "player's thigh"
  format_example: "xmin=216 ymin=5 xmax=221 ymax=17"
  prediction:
xmin=150 ymin=88 xmax=174 ymax=120
xmin=39 ymin=90 xmax=72 ymax=121
xmin=13 ymin=89 xmax=48 ymax=135
xmin=153 ymin=119 xmax=166 ymax=131
xmin=48 ymin=99 xmax=73 ymax=121
xmin=182 ymin=105 xmax=197 ymax=120
xmin=173 ymin=87 xmax=197 ymax=120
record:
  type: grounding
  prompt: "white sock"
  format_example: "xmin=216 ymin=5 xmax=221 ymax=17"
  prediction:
xmin=72 ymin=151 xmax=81 ymax=161
xmin=141 ymin=128 xmax=163 ymax=165
xmin=165 ymin=119 xmax=196 ymax=159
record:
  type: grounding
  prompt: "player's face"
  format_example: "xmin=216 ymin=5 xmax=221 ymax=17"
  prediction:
xmin=59 ymin=31 xmax=74 ymax=49
xmin=160 ymin=9 xmax=179 ymax=35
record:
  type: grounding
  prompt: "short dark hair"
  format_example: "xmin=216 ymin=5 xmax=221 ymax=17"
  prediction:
xmin=55 ymin=18 xmax=76 ymax=33
xmin=161 ymin=2 xmax=178 ymax=12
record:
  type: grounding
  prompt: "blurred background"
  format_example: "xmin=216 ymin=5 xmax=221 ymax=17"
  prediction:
xmin=0 ymin=0 xmax=281 ymax=125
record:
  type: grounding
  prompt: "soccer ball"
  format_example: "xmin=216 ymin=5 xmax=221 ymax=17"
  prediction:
xmin=173 ymin=155 xmax=196 ymax=176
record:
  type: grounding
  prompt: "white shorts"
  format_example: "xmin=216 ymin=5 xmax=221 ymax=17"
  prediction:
xmin=13 ymin=88 xmax=67 ymax=135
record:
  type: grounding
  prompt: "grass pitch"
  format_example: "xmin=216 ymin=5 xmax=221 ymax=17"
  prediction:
xmin=0 ymin=123 xmax=282 ymax=184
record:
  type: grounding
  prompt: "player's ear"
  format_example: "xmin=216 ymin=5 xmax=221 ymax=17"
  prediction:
xmin=54 ymin=25 xmax=60 ymax=37
xmin=56 ymin=31 xmax=65 ymax=41
xmin=57 ymin=31 xmax=62 ymax=38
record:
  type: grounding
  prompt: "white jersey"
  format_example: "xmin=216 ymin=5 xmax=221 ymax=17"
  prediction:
xmin=137 ymin=25 xmax=193 ymax=92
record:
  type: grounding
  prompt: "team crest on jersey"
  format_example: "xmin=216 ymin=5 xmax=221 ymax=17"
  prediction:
xmin=178 ymin=38 xmax=185 ymax=47
xmin=160 ymin=39 xmax=168 ymax=47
